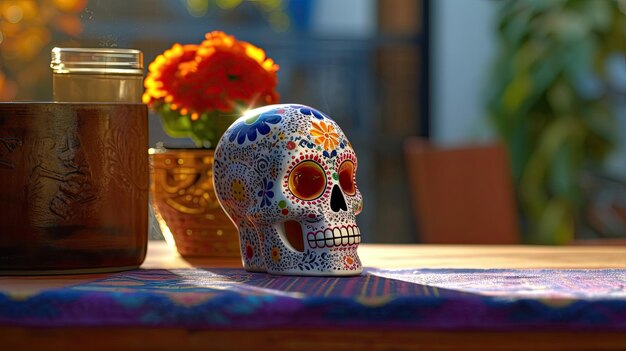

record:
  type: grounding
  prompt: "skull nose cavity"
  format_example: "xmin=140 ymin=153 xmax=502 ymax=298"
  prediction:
xmin=330 ymin=184 xmax=348 ymax=212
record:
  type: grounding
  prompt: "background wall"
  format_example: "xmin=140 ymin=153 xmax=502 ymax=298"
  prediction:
xmin=431 ymin=0 xmax=496 ymax=145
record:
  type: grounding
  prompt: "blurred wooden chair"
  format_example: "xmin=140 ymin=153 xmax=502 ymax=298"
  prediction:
xmin=404 ymin=137 xmax=520 ymax=244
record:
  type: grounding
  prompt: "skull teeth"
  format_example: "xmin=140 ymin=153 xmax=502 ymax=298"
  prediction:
xmin=341 ymin=228 xmax=349 ymax=245
xmin=325 ymin=229 xmax=334 ymax=247
xmin=333 ymin=228 xmax=341 ymax=246
xmin=306 ymin=225 xmax=361 ymax=249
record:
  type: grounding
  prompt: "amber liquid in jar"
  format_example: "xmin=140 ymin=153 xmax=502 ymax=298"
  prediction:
xmin=0 ymin=47 xmax=151 ymax=275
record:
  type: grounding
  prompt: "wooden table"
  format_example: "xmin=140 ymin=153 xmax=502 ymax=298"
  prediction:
xmin=2 ymin=241 xmax=626 ymax=351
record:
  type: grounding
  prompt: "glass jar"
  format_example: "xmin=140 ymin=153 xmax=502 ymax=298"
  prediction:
xmin=50 ymin=47 xmax=143 ymax=103
xmin=0 ymin=47 xmax=152 ymax=275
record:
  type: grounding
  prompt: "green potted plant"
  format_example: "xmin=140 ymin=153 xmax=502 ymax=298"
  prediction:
xmin=487 ymin=0 xmax=626 ymax=244
xmin=144 ymin=31 xmax=280 ymax=256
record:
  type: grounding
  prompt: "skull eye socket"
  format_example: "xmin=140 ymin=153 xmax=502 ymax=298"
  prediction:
xmin=338 ymin=160 xmax=356 ymax=196
xmin=288 ymin=160 xmax=326 ymax=200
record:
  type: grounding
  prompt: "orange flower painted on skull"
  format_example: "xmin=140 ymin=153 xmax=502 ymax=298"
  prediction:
xmin=343 ymin=255 xmax=358 ymax=270
xmin=310 ymin=121 xmax=339 ymax=151
xmin=271 ymin=247 xmax=281 ymax=263
xmin=143 ymin=31 xmax=280 ymax=117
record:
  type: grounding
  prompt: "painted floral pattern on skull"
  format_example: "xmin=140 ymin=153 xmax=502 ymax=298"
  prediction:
xmin=213 ymin=104 xmax=363 ymax=276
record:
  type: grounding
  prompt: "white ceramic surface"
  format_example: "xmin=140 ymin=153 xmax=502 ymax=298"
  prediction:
xmin=213 ymin=104 xmax=363 ymax=276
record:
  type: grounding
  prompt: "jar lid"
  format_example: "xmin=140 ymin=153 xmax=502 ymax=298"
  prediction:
xmin=51 ymin=47 xmax=143 ymax=75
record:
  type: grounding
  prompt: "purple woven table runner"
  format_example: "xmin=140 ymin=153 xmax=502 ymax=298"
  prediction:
xmin=1 ymin=268 xmax=625 ymax=331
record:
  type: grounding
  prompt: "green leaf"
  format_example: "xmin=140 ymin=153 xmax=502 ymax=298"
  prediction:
xmin=534 ymin=198 xmax=575 ymax=245
xmin=546 ymin=79 xmax=574 ymax=114
xmin=487 ymin=0 xmax=621 ymax=244
xmin=584 ymin=0 xmax=612 ymax=32
xmin=502 ymin=73 xmax=533 ymax=113
xmin=548 ymin=139 xmax=579 ymax=199
xmin=153 ymin=104 xmax=244 ymax=148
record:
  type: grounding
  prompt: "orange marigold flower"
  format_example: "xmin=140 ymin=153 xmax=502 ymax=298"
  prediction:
xmin=143 ymin=31 xmax=280 ymax=115
xmin=310 ymin=121 xmax=339 ymax=151
xmin=143 ymin=43 xmax=198 ymax=105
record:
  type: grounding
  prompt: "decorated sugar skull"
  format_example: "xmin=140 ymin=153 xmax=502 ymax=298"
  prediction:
xmin=213 ymin=104 xmax=363 ymax=276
